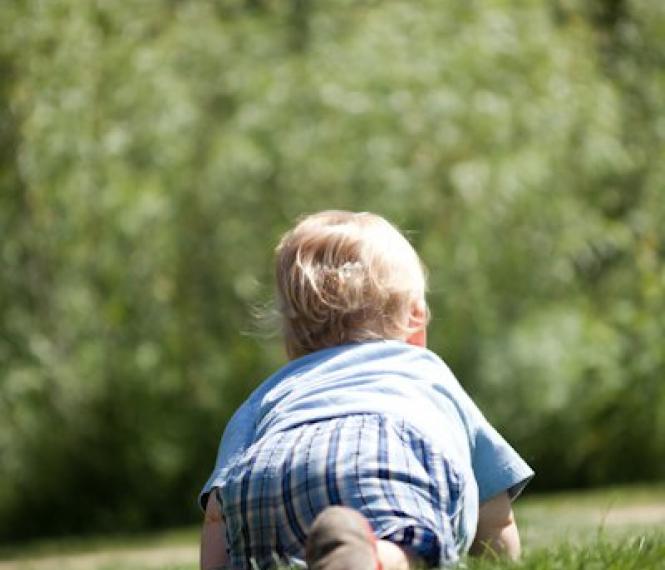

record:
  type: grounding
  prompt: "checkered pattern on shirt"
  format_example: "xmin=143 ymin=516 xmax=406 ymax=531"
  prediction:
xmin=217 ymin=414 xmax=469 ymax=569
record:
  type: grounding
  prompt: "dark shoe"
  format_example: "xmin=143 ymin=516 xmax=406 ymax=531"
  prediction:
xmin=306 ymin=506 xmax=382 ymax=570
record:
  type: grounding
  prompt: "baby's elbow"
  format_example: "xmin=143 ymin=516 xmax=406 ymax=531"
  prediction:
xmin=471 ymin=492 xmax=521 ymax=560
xmin=201 ymin=490 xmax=230 ymax=570
xmin=470 ymin=521 xmax=521 ymax=560
xmin=491 ymin=506 xmax=515 ymax=531
xmin=478 ymin=491 xmax=514 ymax=529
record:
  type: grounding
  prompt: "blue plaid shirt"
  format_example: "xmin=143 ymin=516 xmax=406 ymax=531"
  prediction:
xmin=201 ymin=341 xmax=533 ymax=566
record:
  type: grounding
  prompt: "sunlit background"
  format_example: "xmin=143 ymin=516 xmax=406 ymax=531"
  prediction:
xmin=1 ymin=0 xmax=663 ymax=545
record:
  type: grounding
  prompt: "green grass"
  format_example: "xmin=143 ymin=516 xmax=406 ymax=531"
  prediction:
xmin=514 ymin=483 xmax=665 ymax=549
xmin=465 ymin=533 xmax=665 ymax=570
xmin=0 ymin=527 xmax=199 ymax=564
xmin=1 ymin=485 xmax=664 ymax=569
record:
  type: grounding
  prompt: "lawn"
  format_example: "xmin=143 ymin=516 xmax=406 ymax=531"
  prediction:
xmin=1 ymin=485 xmax=664 ymax=570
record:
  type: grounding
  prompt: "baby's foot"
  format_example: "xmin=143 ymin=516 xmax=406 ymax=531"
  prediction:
xmin=306 ymin=506 xmax=382 ymax=570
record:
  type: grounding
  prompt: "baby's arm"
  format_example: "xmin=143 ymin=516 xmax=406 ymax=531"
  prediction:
xmin=200 ymin=490 xmax=230 ymax=570
xmin=469 ymin=491 xmax=521 ymax=560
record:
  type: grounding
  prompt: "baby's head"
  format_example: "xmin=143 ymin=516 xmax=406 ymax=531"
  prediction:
xmin=275 ymin=210 xmax=429 ymax=359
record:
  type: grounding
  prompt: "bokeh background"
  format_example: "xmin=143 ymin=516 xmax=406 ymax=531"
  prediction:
xmin=1 ymin=0 xmax=664 ymax=544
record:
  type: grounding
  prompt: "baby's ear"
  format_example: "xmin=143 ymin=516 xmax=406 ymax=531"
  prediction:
xmin=410 ymin=298 xmax=429 ymax=327
xmin=405 ymin=299 xmax=428 ymax=348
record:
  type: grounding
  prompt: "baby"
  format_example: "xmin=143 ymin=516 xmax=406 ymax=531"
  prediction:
xmin=200 ymin=211 xmax=533 ymax=570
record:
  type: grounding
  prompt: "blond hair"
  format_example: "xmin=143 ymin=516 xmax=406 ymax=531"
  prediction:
xmin=275 ymin=210 xmax=428 ymax=359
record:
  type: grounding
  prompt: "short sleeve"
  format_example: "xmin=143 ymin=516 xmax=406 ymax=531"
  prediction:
xmin=431 ymin=356 xmax=534 ymax=505
xmin=198 ymin=400 xmax=257 ymax=511
xmin=471 ymin=417 xmax=534 ymax=504
xmin=199 ymin=459 xmax=224 ymax=511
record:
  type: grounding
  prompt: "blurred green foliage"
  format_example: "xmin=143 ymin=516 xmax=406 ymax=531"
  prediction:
xmin=0 ymin=0 xmax=663 ymax=541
